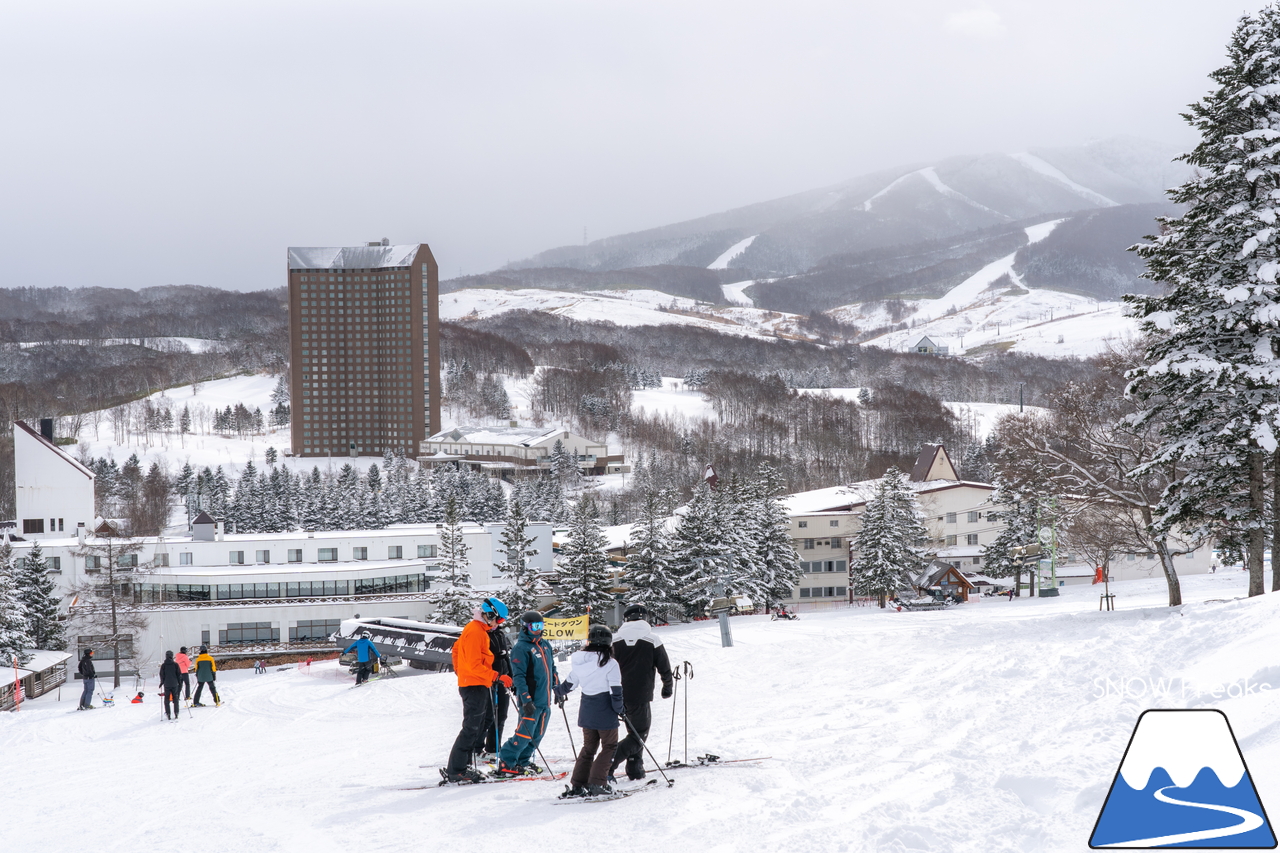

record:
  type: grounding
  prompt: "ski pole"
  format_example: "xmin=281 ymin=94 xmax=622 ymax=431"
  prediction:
xmin=667 ymin=666 xmax=680 ymax=764
xmin=559 ymin=698 xmax=576 ymax=755
xmin=535 ymin=742 xmax=556 ymax=781
xmin=490 ymin=685 xmax=502 ymax=759
xmin=682 ymin=661 xmax=694 ymax=765
xmin=622 ymin=712 xmax=674 ymax=788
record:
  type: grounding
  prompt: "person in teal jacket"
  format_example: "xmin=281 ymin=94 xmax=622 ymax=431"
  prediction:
xmin=343 ymin=631 xmax=382 ymax=686
xmin=495 ymin=611 xmax=559 ymax=775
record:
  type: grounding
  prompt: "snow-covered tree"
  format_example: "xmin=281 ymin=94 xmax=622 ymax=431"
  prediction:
xmin=851 ymin=467 xmax=928 ymax=607
xmin=981 ymin=472 xmax=1043 ymax=598
xmin=1127 ymin=5 xmax=1280 ymax=597
xmin=16 ymin=541 xmax=65 ymax=650
xmin=496 ymin=493 xmax=544 ymax=616
xmin=435 ymin=497 xmax=475 ymax=625
xmin=555 ymin=494 xmax=613 ymax=618
xmin=0 ymin=544 xmax=32 ymax=666
xmin=621 ymin=488 xmax=677 ymax=619
xmin=748 ymin=464 xmax=803 ymax=609
xmin=668 ymin=482 xmax=733 ymax=614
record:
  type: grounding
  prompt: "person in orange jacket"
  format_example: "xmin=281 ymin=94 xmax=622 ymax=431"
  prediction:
xmin=442 ymin=597 xmax=513 ymax=784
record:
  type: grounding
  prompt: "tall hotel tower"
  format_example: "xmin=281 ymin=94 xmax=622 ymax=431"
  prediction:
xmin=287 ymin=241 xmax=440 ymax=458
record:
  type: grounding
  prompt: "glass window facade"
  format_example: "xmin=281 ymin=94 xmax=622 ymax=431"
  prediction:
xmin=290 ymin=619 xmax=342 ymax=642
xmin=219 ymin=622 xmax=280 ymax=645
xmin=133 ymin=573 xmax=427 ymax=603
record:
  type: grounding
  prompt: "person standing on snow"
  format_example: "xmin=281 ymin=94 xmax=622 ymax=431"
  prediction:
xmin=77 ymin=648 xmax=96 ymax=710
xmin=192 ymin=646 xmax=220 ymax=707
xmin=556 ymin=623 xmax=625 ymax=797
xmin=495 ymin=611 xmax=560 ymax=776
xmin=174 ymin=647 xmax=193 ymax=701
xmin=443 ymin=598 xmax=512 ymax=784
xmin=610 ymin=604 xmax=673 ymax=781
xmin=481 ymin=603 xmax=514 ymax=760
xmin=159 ymin=651 xmax=182 ymax=720
xmin=343 ymin=631 xmax=382 ymax=686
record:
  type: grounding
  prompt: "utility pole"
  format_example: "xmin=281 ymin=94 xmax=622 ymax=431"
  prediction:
xmin=692 ymin=554 xmax=735 ymax=648
xmin=1019 ymin=382 xmax=1025 ymax=413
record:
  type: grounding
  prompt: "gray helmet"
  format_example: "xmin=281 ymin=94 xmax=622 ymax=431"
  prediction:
xmin=623 ymin=604 xmax=647 ymax=622
xmin=587 ymin=624 xmax=612 ymax=646
xmin=360 ymin=630 xmax=371 ymax=639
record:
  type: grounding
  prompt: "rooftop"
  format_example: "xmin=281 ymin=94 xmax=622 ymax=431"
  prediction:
xmin=287 ymin=244 xmax=422 ymax=271
xmin=425 ymin=424 xmax=568 ymax=446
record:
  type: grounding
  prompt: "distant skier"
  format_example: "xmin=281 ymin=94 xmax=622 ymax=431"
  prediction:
xmin=556 ymin=623 xmax=625 ymax=797
xmin=77 ymin=648 xmax=96 ymax=710
xmin=610 ymin=605 xmax=673 ymax=781
xmin=343 ymin=631 xmax=382 ymax=686
xmin=159 ymin=650 xmax=182 ymax=720
xmin=192 ymin=646 xmax=220 ymax=706
xmin=130 ymin=692 xmax=144 ymax=704
xmin=443 ymin=598 xmax=512 ymax=784
xmin=174 ymin=647 xmax=192 ymax=700
xmin=495 ymin=610 xmax=560 ymax=776
xmin=481 ymin=602 xmax=514 ymax=760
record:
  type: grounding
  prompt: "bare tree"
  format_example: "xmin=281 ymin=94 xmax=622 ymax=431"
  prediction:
xmin=69 ymin=523 xmax=153 ymax=688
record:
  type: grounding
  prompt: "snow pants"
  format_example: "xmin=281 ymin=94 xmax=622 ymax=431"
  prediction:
xmin=482 ymin=684 xmax=510 ymax=754
xmin=355 ymin=662 xmax=371 ymax=685
xmin=163 ymin=686 xmax=180 ymax=717
xmin=497 ymin=705 xmax=549 ymax=768
xmin=178 ymin=673 xmax=191 ymax=700
xmin=611 ymin=701 xmax=651 ymax=779
xmin=571 ymin=727 xmax=619 ymax=788
xmin=79 ymin=677 xmax=95 ymax=709
xmin=194 ymin=680 xmax=219 ymax=705
xmin=448 ymin=686 xmax=491 ymax=774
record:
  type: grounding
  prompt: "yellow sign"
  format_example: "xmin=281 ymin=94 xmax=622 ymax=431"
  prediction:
xmin=542 ymin=615 xmax=589 ymax=641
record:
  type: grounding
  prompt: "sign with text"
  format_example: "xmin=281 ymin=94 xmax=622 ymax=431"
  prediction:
xmin=542 ymin=615 xmax=588 ymax=641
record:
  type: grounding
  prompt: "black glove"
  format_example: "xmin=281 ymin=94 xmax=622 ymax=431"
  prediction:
xmin=521 ymin=701 xmax=535 ymax=716
xmin=661 ymin=684 xmax=673 ymax=699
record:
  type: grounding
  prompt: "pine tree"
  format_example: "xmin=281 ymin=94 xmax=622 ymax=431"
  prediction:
xmin=1127 ymin=5 xmax=1280 ymax=597
xmin=301 ymin=467 xmax=326 ymax=531
xmin=16 ymin=541 xmax=65 ymax=650
xmin=851 ymin=467 xmax=929 ymax=607
xmin=750 ymin=465 xmax=803 ymax=609
xmin=621 ymin=488 xmax=677 ymax=619
xmin=555 ymin=494 xmax=613 ymax=618
xmin=435 ymin=497 xmax=475 ymax=625
xmin=668 ymin=482 xmax=730 ymax=614
xmin=982 ymin=473 xmax=1043 ymax=597
xmin=497 ymin=493 xmax=544 ymax=616
xmin=0 ymin=544 xmax=32 ymax=666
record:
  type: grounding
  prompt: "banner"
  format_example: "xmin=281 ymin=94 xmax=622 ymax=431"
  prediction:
xmin=542 ymin=615 xmax=589 ymax=641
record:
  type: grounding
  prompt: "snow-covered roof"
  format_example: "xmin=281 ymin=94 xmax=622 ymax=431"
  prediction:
xmin=152 ymin=558 xmax=437 ymax=578
xmin=13 ymin=420 xmax=95 ymax=480
xmin=782 ymin=479 xmax=992 ymax=516
xmin=1 ymin=667 xmax=34 ymax=686
xmin=287 ymin=244 xmax=422 ymax=270
xmin=962 ymin=572 xmax=1009 ymax=587
xmin=20 ymin=650 xmax=71 ymax=672
xmin=425 ymin=424 xmax=566 ymax=446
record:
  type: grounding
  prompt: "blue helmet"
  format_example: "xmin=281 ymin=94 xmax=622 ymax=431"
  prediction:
xmin=481 ymin=597 xmax=509 ymax=620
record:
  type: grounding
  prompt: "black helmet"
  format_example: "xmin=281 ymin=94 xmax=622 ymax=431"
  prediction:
xmin=165 ymin=650 xmax=174 ymax=660
xmin=587 ymin=624 xmax=612 ymax=646
xmin=83 ymin=648 xmax=93 ymax=657
xmin=520 ymin=610 xmax=543 ymax=625
xmin=180 ymin=646 xmax=188 ymax=654
xmin=200 ymin=645 xmax=209 ymax=654
xmin=622 ymin=604 xmax=647 ymax=622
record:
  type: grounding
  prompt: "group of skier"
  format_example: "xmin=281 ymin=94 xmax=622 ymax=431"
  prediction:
xmin=443 ymin=597 xmax=673 ymax=798
xmin=77 ymin=644 xmax=220 ymax=718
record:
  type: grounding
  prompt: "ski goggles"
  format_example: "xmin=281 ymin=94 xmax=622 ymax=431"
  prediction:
xmin=526 ymin=621 xmax=545 ymax=632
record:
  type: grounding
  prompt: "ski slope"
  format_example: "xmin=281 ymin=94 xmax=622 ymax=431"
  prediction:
xmin=6 ymin=570 xmax=1280 ymax=853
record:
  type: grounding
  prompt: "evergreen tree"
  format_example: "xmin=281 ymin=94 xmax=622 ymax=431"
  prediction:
xmin=555 ymin=495 xmax=613 ymax=618
xmin=981 ymin=473 xmax=1043 ymax=597
xmin=179 ymin=404 xmax=192 ymax=435
xmin=435 ymin=497 xmax=475 ymax=625
xmin=16 ymin=541 xmax=65 ymax=650
xmin=621 ymin=488 xmax=677 ymax=618
xmin=851 ymin=467 xmax=928 ymax=607
xmin=0 ymin=544 xmax=32 ymax=666
xmin=301 ymin=467 xmax=325 ymax=531
xmin=1127 ymin=6 xmax=1280 ymax=597
xmin=497 ymin=493 xmax=544 ymax=615
xmin=749 ymin=464 xmax=803 ymax=609
xmin=668 ymin=482 xmax=729 ymax=614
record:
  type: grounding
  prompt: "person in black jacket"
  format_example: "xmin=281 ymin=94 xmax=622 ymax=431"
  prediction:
xmin=481 ymin=613 xmax=513 ymax=758
xmin=77 ymin=649 xmax=96 ymax=710
xmin=610 ymin=604 xmax=674 ymax=780
xmin=158 ymin=650 xmax=182 ymax=720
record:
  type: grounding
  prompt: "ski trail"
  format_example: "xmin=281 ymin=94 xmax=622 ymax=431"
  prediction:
xmin=1011 ymin=152 xmax=1118 ymax=207
xmin=1103 ymin=785 xmax=1264 ymax=847
xmin=707 ymin=236 xmax=757 ymax=270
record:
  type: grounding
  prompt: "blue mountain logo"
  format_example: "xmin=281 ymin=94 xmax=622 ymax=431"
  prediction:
xmin=1091 ymin=709 xmax=1276 ymax=848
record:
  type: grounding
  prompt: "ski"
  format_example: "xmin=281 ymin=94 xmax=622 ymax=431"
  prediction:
xmin=396 ymin=769 xmax=567 ymax=790
xmin=553 ymin=779 xmax=660 ymax=804
xmin=661 ymin=754 xmax=771 ymax=770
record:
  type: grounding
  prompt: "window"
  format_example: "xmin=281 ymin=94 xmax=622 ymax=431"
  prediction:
xmin=288 ymin=549 xmax=302 ymax=563
xmin=829 ymin=520 xmax=839 ymax=527
xmin=798 ymin=521 xmax=808 ymax=529
xmin=154 ymin=554 xmax=169 ymax=567
xmin=229 ymin=551 xmax=245 ymax=565
xmin=388 ymin=545 xmax=403 ymax=559
xmin=354 ymin=547 xmax=368 ymax=560
xmin=22 ymin=519 xmax=44 ymax=534
xmin=180 ymin=552 xmax=193 ymax=566
xmin=966 ymin=534 xmax=979 ymax=546
xmin=219 ymin=622 xmax=280 ymax=645
xmin=318 ymin=548 xmax=338 ymax=562
xmin=803 ymin=539 xmax=815 ymax=550
xmin=118 ymin=554 xmax=138 ymax=568
xmin=256 ymin=550 xmax=270 ymax=564
xmin=830 ymin=537 xmax=842 ymax=549
xmin=49 ymin=556 xmax=61 ymax=572
xmin=84 ymin=556 xmax=102 ymax=570
xmin=972 ymin=556 xmax=981 ymax=565
xmin=945 ymin=512 xmax=956 ymax=524
xmin=967 ymin=512 xmax=980 ymax=523
xmin=77 ymin=634 xmax=133 ymax=662
xmin=945 ymin=535 xmax=957 ymax=547
xmin=417 ymin=544 xmax=437 ymax=558
xmin=290 ymin=619 xmax=342 ymax=642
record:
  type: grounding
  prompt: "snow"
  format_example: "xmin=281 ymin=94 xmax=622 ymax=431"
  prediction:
xmin=796 ymin=388 xmax=1043 ymax=439
xmin=720 ymin=280 xmax=756 ymax=307
xmin=862 ymin=170 xmax=918 ymax=210
xmin=917 ymin=167 xmax=1008 ymax=219
xmin=7 ymin=570 xmax=1280 ymax=852
xmin=1012 ymin=152 xmax=1120 ymax=208
xmin=707 ymin=235 xmax=758 ymax=270
xmin=17 ymin=337 xmax=224 ymax=353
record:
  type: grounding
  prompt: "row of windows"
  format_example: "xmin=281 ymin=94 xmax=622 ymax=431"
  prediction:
xmin=797 ymin=519 xmax=841 ymax=529
xmin=22 ymin=518 xmax=65 ymax=534
xmin=77 ymin=635 xmax=134 ymax=660
xmin=943 ymin=512 xmax=982 ymax=524
xmin=14 ymin=556 xmax=62 ymax=572
xmin=800 ymin=538 xmax=842 ymax=550
xmin=131 ymin=573 xmax=429 ymax=603
xmin=220 ymin=623 xmax=279 ymax=645
xmin=291 ymin=619 xmax=342 ymax=642
xmin=797 ymin=586 xmax=847 ymax=599
xmin=220 ymin=545 xmax=434 ymax=565
xmin=800 ymin=560 xmax=847 ymax=573
xmin=943 ymin=535 xmax=981 ymax=546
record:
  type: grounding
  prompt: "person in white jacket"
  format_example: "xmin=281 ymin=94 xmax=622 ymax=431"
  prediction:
xmin=556 ymin=623 xmax=625 ymax=796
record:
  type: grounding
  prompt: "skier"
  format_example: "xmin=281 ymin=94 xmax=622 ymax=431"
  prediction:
xmin=192 ymin=646 xmax=220 ymax=706
xmin=481 ymin=603 xmax=514 ymax=760
xmin=443 ymin=598 xmax=512 ymax=784
xmin=556 ymin=623 xmax=625 ymax=797
xmin=495 ymin=610 xmax=560 ymax=776
xmin=77 ymin=648 xmax=96 ymax=710
xmin=159 ymin=650 xmax=182 ymax=720
xmin=610 ymin=604 xmax=673 ymax=781
xmin=343 ymin=631 xmax=382 ymax=686
xmin=174 ymin=647 xmax=192 ymax=700
xmin=130 ymin=692 xmax=144 ymax=704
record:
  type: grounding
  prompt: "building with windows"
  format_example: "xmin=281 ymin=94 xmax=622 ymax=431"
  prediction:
xmin=287 ymin=241 xmax=440 ymax=458
xmin=420 ymin=424 xmax=629 ymax=476
xmin=12 ymin=420 xmax=95 ymax=540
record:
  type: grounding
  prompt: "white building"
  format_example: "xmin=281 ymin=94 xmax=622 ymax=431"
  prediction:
xmin=13 ymin=420 xmax=95 ymax=540
xmin=420 ymin=424 xmax=628 ymax=476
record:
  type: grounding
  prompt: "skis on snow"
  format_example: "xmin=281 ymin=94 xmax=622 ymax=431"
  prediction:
xmin=554 ymin=779 xmax=660 ymax=804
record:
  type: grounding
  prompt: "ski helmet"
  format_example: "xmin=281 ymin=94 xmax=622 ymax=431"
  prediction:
xmin=481 ymin=597 xmax=509 ymax=620
xmin=622 ymin=604 xmax=647 ymax=622
xmin=180 ymin=646 xmax=188 ymax=654
xmin=360 ymin=630 xmax=371 ymax=639
xmin=587 ymin=624 xmax=612 ymax=646
xmin=520 ymin=611 xmax=545 ymax=633
xmin=200 ymin=645 xmax=208 ymax=654
xmin=165 ymin=650 xmax=174 ymax=660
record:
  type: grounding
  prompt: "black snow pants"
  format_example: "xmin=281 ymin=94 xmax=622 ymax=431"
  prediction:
xmin=447 ymin=685 xmax=491 ymax=774
xmin=611 ymin=701 xmax=652 ymax=779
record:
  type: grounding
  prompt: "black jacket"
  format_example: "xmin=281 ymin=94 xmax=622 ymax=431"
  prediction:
xmin=489 ymin=624 xmax=513 ymax=681
xmin=79 ymin=654 xmax=96 ymax=679
xmin=159 ymin=660 xmax=182 ymax=690
xmin=611 ymin=620 xmax=673 ymax=704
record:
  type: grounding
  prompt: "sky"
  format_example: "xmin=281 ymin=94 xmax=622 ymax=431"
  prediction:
xmin=0 ymin=0 xmax=1269 ymax=292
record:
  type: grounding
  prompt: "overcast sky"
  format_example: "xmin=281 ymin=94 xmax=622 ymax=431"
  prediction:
xmin=0 ymin=1 xmax=1268 ymax=292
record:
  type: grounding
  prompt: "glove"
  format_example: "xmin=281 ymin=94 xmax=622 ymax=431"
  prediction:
xmin=521 ymin=701 xmax=535 ymax=716
xmin=498 ymin=674 xmax=513 ymax=690
xmin=661 ymin=684 xmax=673 ymax=699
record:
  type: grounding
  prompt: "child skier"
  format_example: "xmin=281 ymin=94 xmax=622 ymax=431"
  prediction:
xmin=495 ymin=611 xmax=560 ymax=776
xmin=556 ymin=623 xmax=625 ymax=797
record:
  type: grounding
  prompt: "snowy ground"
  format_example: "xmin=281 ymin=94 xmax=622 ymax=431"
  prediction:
xmin=8 ymin=570 xmax=1280 ymax=853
